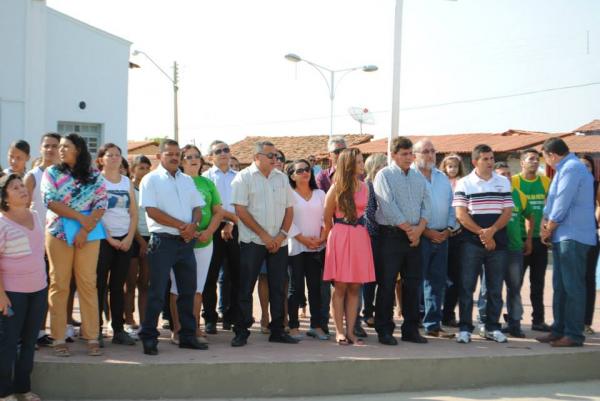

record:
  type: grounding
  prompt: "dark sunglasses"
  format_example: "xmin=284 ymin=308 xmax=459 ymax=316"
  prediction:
xmin=332 ymin=147 xmax=346 ymax=155
xmin=213 ymin=147 xmax=230 ymax=155
xmin=184 ymin=154 xmax=202 ymax=160
xmin=259 ymin=152 xmax=277 ymax=159
xmin=294 ymin=167 xmax=311 ymax=175
xmin=276 ymin=156 xmax=285 ymax=162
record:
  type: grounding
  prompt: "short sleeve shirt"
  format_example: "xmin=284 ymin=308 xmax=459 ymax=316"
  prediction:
xmin=40 ymin=165 xmax=108 ymax=241
xmin=507 ymin=188 xmax=532 ymax=251
xmin=231 ymin=163 xmax=294 ymax=245
xmin=193 ymin=176 xmax=222 ymax=248
xmin=139 ymin=164 xmax=205 ymax=236
xmin=453 ymin=171 xmax=514 ymax=250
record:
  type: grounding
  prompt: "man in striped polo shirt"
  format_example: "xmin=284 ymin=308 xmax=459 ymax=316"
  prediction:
xmin=453 ymin=144 xmax=513 ymax=344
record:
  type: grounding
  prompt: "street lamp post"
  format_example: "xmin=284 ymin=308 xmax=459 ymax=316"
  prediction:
xmin=389 ymin=0 xmax=457 ymax=160
xmin=285 ymin=53 xmax=377 ymax=136
xmin=132 ymin=50 xmax=179 ymax=143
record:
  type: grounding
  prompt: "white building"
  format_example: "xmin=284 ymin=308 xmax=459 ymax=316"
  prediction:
xmin=0 ymin=0 xmax=131 ymax=162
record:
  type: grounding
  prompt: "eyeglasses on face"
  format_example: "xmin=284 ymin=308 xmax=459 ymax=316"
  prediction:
xmin=213 ymin=147 xmax=230 ymax=155
xmin=276 ymin=156 xmax=285 ymax=162
xmin=417 ymin=149 xmax=436 ymax=155
xmin=259 ymin=152 xmax=277 ymax=159
xmin=184 ymin=154 xmax=202 ymax=161
xmin=294 ymin=167 xmax=311 ymax=175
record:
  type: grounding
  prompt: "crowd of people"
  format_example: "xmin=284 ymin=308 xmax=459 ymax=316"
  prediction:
xmin=0 ymin=132 xmax=598 ymax=401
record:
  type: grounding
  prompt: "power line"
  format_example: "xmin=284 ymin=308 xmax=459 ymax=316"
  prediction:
xmin=181 ymin=80 xmax=600 ymax=129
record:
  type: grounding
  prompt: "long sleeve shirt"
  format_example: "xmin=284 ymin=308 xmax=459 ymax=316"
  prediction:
xmin=543 ymin=153 xmax=596 ymax=246
xmin=373 ymin=163 xmax=431 ymax=227
xmin=411 ymin=165 xmax=456 ymax=230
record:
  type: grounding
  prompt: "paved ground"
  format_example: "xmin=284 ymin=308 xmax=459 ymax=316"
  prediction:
xmin=95 ymin=380 xmax=600 ymax=401
xmin=34 ymin=267 xmax=600 ymax=364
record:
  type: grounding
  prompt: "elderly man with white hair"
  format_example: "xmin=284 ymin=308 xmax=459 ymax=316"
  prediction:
xmin=411 ymin=139 xmax=457 ymax=338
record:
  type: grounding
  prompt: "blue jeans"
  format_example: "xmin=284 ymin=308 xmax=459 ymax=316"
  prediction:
xmin=235 ymin=242 xmax=288 ymax=337
xmin=458 ymin=241 xmax=507 ymax=333
xmin=139 ymin=234 xmax=197 ymax=342
xmin=551 ymin=240 xmax=590 ymax=344
xmin=421 ymin=237 xmax=449 ymax=331
xmin=505 ymin=251 xmax=524 ymax=328
xmin=0 ymin=288 xmax=47 ymax=397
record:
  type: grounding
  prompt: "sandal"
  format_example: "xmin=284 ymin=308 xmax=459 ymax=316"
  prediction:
xmin=53 ymin=343 xmax=70 ymax=357
xmin=87 ymin=341 xmax=103 ymax=356
xmin=348 ymin=337 xmax=365 ymax=346
xmin=336 ymin=336 xmax=350 ymax=345
xmin=16 ymin=392 xmax=41 ymax=401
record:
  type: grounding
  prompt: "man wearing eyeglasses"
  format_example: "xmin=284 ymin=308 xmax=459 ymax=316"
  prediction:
xmin=138 ymin=139 xmax=206 ymax=355
xmin=230 ymin=141 xmax=297 ymax=346
xmin=412 ymin=139 xmax=457 ymax=339
xmin=202 ymin=140 xmax=240 ymax=335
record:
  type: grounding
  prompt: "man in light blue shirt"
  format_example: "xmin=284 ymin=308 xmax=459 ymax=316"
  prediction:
xmin=537 ymin=138 xmax=596 ymax=347
xmin=373 ymin=136 xmax=431 ymax=346
xmin=412 ymin=139 xmax=456 ymax=338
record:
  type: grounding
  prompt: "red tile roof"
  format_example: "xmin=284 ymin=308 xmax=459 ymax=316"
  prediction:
xmin=574 ymin=120 xmax=600 ymax=133
xmin=127 ymin=140 xmax=159 ymax=153
xmin=355 ymin=130 xmax=570 ymax=155
xmin=535 ymin=133 xmax=600 ymax=154
xmin=229 ymin=134 xmax=373 ymax=165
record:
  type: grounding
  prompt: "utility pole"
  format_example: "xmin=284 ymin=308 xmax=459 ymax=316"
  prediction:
xmin=173 ymin=61 xmax=179 ymax=143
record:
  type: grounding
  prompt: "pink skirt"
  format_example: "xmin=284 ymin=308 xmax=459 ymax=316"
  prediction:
xmin=323 ymin=223 xmax=375 ymax=284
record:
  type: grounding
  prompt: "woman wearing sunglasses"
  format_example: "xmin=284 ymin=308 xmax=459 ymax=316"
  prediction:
xmin=286 ymin=160 xmax=328 ymax=340
xmin=168 ymin=145 xmax=224 ymax=345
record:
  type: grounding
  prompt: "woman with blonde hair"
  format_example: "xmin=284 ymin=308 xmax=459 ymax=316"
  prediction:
xmin=321 ymin=148 xmax=375 ymax=345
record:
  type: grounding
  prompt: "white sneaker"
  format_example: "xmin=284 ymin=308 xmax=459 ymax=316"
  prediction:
xmin=124 ymin=325 xmax=139 ymax=341
xmin=485 ymin=329 xmax=508 ymax=343
xmin=478 ymin=324 xmax=487 ymax=338
xmin=456 ymin=331 xmax=471 ymax=343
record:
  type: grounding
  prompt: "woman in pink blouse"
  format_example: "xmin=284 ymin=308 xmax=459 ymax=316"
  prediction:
xmin=0 ymin=173 xmax=47 ymax=401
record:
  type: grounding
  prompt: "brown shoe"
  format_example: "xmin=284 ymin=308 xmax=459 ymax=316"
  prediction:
xmin=549 ymin=337 xmax=583 ymax=347
xmin=535 ymin=333 xmax=561 ymax=343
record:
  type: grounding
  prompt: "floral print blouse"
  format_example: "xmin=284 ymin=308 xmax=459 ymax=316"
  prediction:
xmin=41 ymin=165 xmax=108 ymax=241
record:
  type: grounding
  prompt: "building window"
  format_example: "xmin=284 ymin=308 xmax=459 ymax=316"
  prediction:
xmin=57 ymin=122 xmax=103 ymax=155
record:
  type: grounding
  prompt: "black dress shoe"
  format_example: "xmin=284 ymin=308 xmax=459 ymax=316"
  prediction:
xmin=179 ymin=337 xmax=208 ymax=350
xmin=402 ymin=333 xmax=428 ymax=344
xmin=269 ymin=333 xmax=300 ymax=344
xmin=231 ymin=333 xmax=248 ymax=347
xmin=531 ymin=322 xmax=551 ymax=332
xmin=205 ymin=322 xmax=217 ymax=334
xmin=501 ymin=326 xmax=526 ymax=338
xmin=142 ymin=339 xmax=158 ymax=355
xmin=378 ymin=333 xmax=398 ymax=345
xmin=353 ymin=325 xmax=368 ymax=338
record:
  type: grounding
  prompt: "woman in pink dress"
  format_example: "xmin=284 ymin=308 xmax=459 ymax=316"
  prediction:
xmin=321 ymin=148 xmax=375 ymax=345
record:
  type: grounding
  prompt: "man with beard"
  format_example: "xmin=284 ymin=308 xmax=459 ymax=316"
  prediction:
xmin=412 ymin=139 xmax=456 ymax=338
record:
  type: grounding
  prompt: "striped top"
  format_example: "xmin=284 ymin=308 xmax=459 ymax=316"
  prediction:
xmin=453 ymin=170 xmax=513 ymax=249
xmin=0 ymin=212 xmax=47 ymax=293
xmin=40 ymin=165 xmax=108 ymax=241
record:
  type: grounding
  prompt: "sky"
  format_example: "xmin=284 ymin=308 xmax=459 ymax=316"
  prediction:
xmin=46 ymin=0 xmax=600 ymax=152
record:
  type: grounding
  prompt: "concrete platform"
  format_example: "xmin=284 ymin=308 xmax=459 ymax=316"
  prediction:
xmin=32 ymin=270 xmax=600 ymax=400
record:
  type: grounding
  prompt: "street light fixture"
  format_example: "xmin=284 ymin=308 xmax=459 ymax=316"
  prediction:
xmin=285 ymin=53 xmax=378 ymax=136
xmin=132 ymin=50 xmax=180 ymax=142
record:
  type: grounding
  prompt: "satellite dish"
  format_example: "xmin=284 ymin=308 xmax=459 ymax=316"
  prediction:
xmin=348 ymin=107 xmax=375 ymax=134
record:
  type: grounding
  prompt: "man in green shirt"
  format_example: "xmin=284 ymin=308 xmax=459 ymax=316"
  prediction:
xmin=496 ymin=162 xmax=534 ymax=338
xmin=511 ymin=149 xmax=552 ymax=332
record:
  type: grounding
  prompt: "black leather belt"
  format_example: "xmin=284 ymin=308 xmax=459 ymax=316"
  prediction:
xmin=334 ymin=216 xmax=366 ymax=227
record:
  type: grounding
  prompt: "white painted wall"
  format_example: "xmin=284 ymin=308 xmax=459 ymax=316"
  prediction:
xmin=0 ymin=0 xmax=130 ymax=166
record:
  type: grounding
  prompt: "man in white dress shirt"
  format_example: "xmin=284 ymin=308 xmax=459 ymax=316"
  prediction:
xmin=138 ymin=139 xmax=207 ymax=355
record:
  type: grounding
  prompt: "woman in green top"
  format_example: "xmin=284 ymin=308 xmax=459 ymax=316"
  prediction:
xmin=169 ymin=145 xmax=224 ymax=344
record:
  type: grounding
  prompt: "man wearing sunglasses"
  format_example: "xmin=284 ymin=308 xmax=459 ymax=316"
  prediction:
xmin=230 ymin=141 xmax=297 ymax=346
xmin=202 ymin=140 xmax=240 ymax=335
